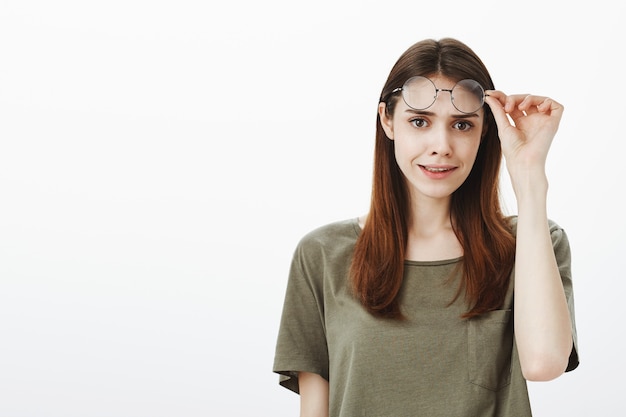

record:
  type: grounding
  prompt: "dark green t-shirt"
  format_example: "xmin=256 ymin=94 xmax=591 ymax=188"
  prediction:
xmin=273 ymin=217 xmax=578 ymax=417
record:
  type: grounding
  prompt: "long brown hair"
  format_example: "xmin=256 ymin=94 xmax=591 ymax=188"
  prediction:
xmin=350 ymin=38 xmax=515 ymax=319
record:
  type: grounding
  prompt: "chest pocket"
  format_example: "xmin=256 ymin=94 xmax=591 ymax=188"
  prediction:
xmin=468 ymin=309 xmax=513 ymax=391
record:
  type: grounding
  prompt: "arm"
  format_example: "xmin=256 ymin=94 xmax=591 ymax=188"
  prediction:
xmin=486 ymin=92 xmax=573 ymax=381
xmin=299 ymin=372 xmax=329 ymax=417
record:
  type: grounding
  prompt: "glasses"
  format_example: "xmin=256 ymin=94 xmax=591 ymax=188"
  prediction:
xmin=388 ymin=76 xmax=486 ymax=114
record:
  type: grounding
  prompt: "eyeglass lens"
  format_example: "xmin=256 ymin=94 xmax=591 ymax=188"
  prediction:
xmin=402 ymin=76 xmax=485 ymax=114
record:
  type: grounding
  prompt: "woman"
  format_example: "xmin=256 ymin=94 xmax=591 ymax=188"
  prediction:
xmin=273 ymin=38 xmax=579 ymax=417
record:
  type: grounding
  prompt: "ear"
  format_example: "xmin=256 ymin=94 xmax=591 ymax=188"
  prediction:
xmin=378 ymin=102 xmax=394 ymax=140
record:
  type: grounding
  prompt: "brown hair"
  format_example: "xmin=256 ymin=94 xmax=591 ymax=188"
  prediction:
xmin=350 ymin=38 xmax=515 ymax=319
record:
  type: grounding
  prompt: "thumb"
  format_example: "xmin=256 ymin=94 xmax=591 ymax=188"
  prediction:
xmin=485 ymin=94 xmax=512 ymax=132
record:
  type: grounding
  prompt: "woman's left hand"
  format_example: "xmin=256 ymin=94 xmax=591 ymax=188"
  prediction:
xmin=485 ymin=91 xmax=564 ymax=178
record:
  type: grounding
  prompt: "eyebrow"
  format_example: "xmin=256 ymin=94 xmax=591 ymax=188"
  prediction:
xmin=403 ymin=109 xmax=481 ymax=118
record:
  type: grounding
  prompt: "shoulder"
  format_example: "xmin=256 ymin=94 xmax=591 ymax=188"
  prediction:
xmin=298 ymin=218 xmax=360 ymax=248
xmin=293 ymin=218 xmax=361 ymax=265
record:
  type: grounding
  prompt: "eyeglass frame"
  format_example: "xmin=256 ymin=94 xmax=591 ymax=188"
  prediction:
xmin=381 ymin=76 xmax=488 ymax=114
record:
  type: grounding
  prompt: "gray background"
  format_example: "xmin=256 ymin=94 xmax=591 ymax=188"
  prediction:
xmin=0 ymin=0 xmax=622 ymax=415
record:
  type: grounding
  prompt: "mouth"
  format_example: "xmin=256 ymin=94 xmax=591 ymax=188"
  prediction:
xmin=418 ymin=164 xmax=458 ymax=179
xmin=419 ymin=165 xmax=456 ymax=173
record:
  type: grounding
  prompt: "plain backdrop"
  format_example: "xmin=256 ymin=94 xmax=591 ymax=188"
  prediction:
xmin=0 ymin=1 xmax=624 ymax=416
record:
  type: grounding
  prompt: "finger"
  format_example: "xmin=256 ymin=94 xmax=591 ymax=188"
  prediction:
xmin=484 ymin=94 xmax=512 ymax=130
xmin=517 ymin=96 xmax=564 ymax=120
xmin=499 ymin=94 xmax=525 ymax=113
xmin=506 ymin=95 xmax=527 ymax=120
xmin=485 ymin=90 xmax=507 ymax=105
xmin=537 ymin=97 xmax=564 ymax=117
xmin=484 ymin=90 xmax=508 ymax=113
xmin=517 ymin=95 xmax=546 ymax=112
xmin=523 ymin=104 xmax=539 ymax=115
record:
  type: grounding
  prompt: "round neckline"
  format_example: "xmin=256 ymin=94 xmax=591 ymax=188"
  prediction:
xmin=404 ymin=257 xmax=463 ymax=266
xmin=352 ymin=217 xmax=464 ymax=265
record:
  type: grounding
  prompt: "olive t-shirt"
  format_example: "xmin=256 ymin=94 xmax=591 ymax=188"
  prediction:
xmin=273 ymin=217 xmax=579 ymax=417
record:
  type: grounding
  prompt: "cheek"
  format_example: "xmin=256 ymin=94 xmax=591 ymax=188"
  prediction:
xmin=465 ymin=140 xmax=482 ymax=165
xmin=393 ymin=135 xmax=423 ymax=163
xmin=444 ymin=136 xmax=481 ymax=168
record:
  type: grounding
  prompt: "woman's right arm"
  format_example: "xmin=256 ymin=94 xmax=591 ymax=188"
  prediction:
xmin=299 ymin=372 xmax=329 ymax=417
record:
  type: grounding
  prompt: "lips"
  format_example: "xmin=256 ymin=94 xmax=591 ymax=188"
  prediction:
xmin=421 ymin=166 xmax=454 ymax=173
xmin=418 ymin=164 xmax=457 ymax=178
xmin=419 ymin=165 xmax=456 ymax=172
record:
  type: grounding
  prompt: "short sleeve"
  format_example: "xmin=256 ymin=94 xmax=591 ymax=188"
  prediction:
xmin=272 ymin=240 xmax=330 ymax=394
xmin=550 ymin=222 xmax=580 ymax=372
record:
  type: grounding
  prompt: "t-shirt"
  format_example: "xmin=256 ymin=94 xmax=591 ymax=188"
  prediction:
xmin=273 ymin=217 xmax=579 ymax=417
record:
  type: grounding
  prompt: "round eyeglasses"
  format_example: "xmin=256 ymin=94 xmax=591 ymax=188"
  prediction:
xmin=389 ymin=76 xmax=486 ymax=114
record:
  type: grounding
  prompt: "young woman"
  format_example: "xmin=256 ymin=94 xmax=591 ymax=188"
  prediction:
xmin=273 ymin=37 xmax=579 ymax=417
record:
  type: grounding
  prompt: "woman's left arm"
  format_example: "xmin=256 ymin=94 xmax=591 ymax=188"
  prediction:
xmin=486 ymin=92 xmax=573 ymax=381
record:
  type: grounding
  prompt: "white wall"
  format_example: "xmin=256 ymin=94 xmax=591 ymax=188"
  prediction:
xmin=0 ymin=1 xmax=622 ymax=415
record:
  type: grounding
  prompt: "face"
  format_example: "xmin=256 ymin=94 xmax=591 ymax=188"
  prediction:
xmin=379 ymin=75 xmax=484 ymax=204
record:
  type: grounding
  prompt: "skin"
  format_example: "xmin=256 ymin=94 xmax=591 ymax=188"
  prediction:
xmin=299 ymin=372 xmax=329 ymax=417
xmin=486 ymin=90 xmax=573 ymax=381
xmin=379 ymin=75 xmax=484 ymax=261
xmin=298 ymin=76 xmax=573 ymax=417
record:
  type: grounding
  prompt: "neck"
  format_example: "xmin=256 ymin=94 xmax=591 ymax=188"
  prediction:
xmin=407 ymin=196 xmax=453 ymax=237
xmin=405 ymin=196 xmax=462 ymax=261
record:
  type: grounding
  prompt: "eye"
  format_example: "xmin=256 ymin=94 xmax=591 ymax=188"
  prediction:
xmin=410 ymin=117 xmax=428 ymax=128
xmin=453 ymin=120 xmax=474 ymax=131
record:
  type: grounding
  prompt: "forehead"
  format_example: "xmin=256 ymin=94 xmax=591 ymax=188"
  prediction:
xmin=422 ymin=74 xmax=457 ymax=89
xmin=396 ymin=73 xmax=485 ymax=116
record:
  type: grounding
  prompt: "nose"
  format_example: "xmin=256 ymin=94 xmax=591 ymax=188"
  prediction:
xmin=428 ymin=125 xmax=453 ymax=157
